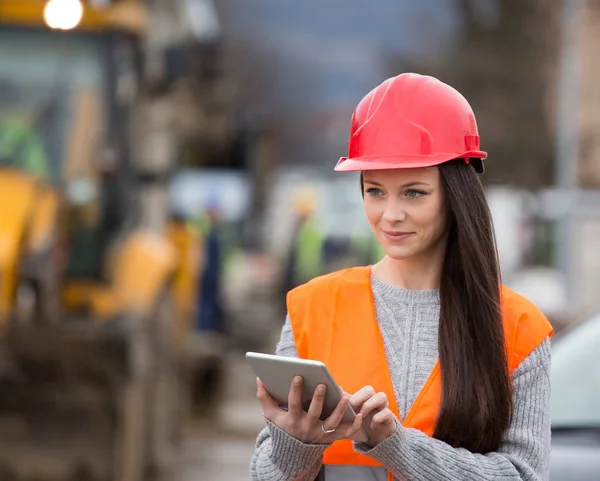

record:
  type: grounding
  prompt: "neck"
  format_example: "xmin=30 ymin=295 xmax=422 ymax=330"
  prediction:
xmin=373 ymin=244 xmax=446 ymax=291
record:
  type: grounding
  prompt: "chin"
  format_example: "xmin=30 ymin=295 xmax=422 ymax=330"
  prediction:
xmin=383 ymin=246 xmax=416 ymax=261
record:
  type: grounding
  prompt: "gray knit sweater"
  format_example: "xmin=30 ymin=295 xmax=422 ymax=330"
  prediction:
xmin=250 ymin=275 xmax=552 ymax=481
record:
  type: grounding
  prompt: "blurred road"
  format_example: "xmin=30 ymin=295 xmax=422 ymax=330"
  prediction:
xmin=166 ymin=350 xmax=266 ymax=481
xmin=173 ymin=423 xmax=258 ymax=481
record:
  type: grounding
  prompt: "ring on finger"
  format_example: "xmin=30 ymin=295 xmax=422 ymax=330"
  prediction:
xmin=321 ymin=423 xmax=336 ymax=434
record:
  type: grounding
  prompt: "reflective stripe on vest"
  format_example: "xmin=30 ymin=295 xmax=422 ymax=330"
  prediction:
xmin=286 ymin=265 xmax=554 ymax=474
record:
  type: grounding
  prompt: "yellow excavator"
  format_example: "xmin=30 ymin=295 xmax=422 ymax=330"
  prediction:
xmin=0 ymin=1 xmax=202 ymax=480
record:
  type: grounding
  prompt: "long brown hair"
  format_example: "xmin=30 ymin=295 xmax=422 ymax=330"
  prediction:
xmin=361 ymin=160 xmax=512 ymax=453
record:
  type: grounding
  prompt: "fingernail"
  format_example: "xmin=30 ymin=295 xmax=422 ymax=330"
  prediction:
xmin=295 ymin=376 xmax=302 ymax=385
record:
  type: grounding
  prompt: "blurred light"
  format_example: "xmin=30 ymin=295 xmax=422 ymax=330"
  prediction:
xmin=44 ymin=0 xmax=84 ymax=31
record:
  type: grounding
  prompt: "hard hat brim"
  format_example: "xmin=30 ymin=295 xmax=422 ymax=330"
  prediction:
xmin=334 ymin=151 xmax=487 ymax=174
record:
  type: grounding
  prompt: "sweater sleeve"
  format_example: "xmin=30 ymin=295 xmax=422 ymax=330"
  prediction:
xmin=355 ymin=337 xmax=552 ymax=481
xmin=250 ymin=315 xmax=327 ymax=481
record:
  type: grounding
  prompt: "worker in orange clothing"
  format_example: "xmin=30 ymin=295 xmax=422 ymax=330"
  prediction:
xmin=250 ymin=73 xmax=553 ymax=481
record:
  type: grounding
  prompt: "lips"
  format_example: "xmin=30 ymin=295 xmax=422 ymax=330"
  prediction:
xmin=382 ymin=230 xmax=413 ymax=242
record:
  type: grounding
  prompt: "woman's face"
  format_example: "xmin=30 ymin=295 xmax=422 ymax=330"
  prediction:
xmin=362 ymin=168 xmax=448 ymax=261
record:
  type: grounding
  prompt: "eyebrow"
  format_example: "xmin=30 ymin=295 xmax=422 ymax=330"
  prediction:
xmin=363 ymin=180 xmax=430 ymax=188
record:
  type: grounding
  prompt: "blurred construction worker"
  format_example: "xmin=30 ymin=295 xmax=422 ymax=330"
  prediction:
xmin=188 ymin=198 xmax=228 ymax=410
xmin=191 ymin=196 xmax=227 ymax=335
xmin=281 ymin=185 xmax=326 ymax=296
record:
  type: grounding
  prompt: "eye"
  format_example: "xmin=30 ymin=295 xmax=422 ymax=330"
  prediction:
xmin=365 ymin=187 xmax=383 ymax=197
xmin=406 ymin=189 xmax=425 ymax=198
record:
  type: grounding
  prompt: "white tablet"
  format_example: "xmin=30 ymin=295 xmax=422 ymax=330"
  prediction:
xmin=246 ymin=351 xmax=369 ymax=441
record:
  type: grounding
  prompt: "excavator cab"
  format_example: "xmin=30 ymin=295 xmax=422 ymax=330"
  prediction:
xmin=0 ymin=11 xmax=143 ymax=322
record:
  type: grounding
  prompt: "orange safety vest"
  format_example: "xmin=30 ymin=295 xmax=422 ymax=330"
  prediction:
xmin=286 ymin=265 xmax=553 ymax=476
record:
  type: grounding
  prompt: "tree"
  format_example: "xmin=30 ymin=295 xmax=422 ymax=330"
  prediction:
xmin=446 ymin=0 xmax=559 ymax=189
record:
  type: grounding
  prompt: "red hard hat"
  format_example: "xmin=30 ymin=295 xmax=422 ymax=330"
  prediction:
xmin=335 ymin=73 xmax=487 ymax=173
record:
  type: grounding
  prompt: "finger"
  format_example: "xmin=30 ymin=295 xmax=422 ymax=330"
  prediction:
xmin=256 ymin=378 xmax=277 ymax=407
xmin=306 ymin=384 xmax=327 ymax=422
xmin=349 ymin=385 xmax=376 ymax=411
xmin=370 ymin=408 xmax=394 ymax=428
xmin=287 ymin=376 xmax=304 ymax=416
xmin=323 ymin=394 xmax=350 ymax=430
xmin=256 ymin=380 xmax=280 ymax=418
xmin=359 ymin=392 xmax=388 ymax=417
xmin=343 ymin=412 xmax=364 ymax=438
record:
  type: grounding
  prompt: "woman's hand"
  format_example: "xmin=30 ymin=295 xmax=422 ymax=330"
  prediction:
xmin=256 ymin=376 xmax=364 ymax=444
xmin=350 ymin=385 xmax=397 ymax=447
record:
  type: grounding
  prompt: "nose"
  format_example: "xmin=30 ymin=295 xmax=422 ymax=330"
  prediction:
xmin=381 ymin=197 xmax=406 ymax=224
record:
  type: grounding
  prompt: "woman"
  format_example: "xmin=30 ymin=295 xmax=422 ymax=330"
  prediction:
xmin=250 ymin=73 xmax=553 ymax=481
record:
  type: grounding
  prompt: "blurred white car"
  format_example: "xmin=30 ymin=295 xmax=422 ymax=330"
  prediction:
xmin=550 ymin=312 xmax=600 ymax=480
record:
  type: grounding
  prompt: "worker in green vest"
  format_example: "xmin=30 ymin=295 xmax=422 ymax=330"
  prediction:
xmin=282 ymin=185 xmax=326 ymax=295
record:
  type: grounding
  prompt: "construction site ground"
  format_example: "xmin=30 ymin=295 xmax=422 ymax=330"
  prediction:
xmin=163 ymin=349 xmax=266 ymax=481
